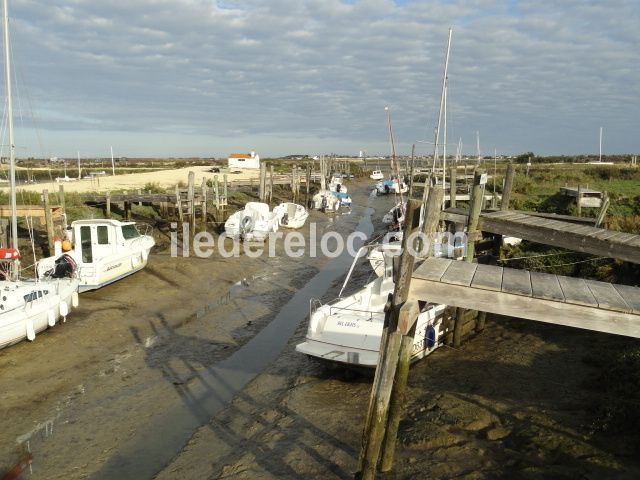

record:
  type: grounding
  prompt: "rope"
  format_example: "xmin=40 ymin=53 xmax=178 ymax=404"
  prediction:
xmin=534 ymin=257 xmax=610 ymax=269
xmin=498 ymin=251 xmax=580 ymax=262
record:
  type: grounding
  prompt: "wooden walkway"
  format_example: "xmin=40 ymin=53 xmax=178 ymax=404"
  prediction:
xmin=410 ymin=257 xmax=640 ymax=338
xmin=479 ymin=210 xmax=640 ymax=264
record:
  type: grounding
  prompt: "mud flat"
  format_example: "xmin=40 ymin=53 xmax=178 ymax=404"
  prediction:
xmin=0 ymin=181 xmax=386 ymax=478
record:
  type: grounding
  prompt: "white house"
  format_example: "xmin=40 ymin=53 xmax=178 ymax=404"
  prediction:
xmin=228 ymin=150 xmax=260 ymax=169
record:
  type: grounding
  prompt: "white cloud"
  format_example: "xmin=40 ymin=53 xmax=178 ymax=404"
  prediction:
xmin=3 ymin=0 xmax=639 ymax=157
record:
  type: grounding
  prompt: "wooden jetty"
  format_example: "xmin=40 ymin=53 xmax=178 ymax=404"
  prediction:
xmin=356 ymin=167 xmax=640 ymax=479
xmin=560 ymin=185 xmax=603 ymax=208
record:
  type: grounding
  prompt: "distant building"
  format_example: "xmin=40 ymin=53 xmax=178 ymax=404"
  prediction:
xmin=228 ymin=150 xmax=260 ymax=169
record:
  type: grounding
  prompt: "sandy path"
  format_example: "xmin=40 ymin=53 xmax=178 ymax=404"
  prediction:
xmin=1 ymin=166 xmax=259 ymax=194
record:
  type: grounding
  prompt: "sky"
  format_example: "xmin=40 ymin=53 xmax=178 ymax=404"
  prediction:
xmin=2 ymin=0 xmax=639 ymax=158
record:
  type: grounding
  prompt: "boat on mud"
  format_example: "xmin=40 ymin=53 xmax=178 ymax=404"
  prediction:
xmin=225 ymin=202 xmax=280 ymax=241
xmin=274 ymin=202 xmax=309 ymax=229
xmin=311 ymin=190 xmax=341 ymax=213
xmin=37 ymin=219 xmax=155 ymax=292
xmin=370 ymin=170 xmax=384 ymax=180
xmin=296 ymin=244 xmax=446 ymax=367
xmin=375 ymin=177 xmax=408 ymax=195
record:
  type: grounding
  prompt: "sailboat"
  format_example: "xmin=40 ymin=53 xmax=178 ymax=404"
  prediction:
xmin=0 ymin=0 xmax=79 ymax=349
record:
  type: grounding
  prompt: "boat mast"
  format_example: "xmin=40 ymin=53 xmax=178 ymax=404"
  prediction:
xmin=3 ymin=0 xmax=17 ymax=251
xmin=77 ymin=150 xmax=81 ymax=178
xmin=110 ymin=145 xmax=115 ymax=175
xmin=431 ymin=27 xmax=453 ymax=181
xmin=599 ymin=126 xmax=603 ymax=163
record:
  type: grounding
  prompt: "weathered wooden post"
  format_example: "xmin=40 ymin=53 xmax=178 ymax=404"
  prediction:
xmin=187 ymin=171 xmax=196 ymax=231
xmin=453 ymin=169 xmax=485 ymax=347
xmin=501 ymin=162 xmax=515 ymax=211
xmin=577 ymin=184 xmax=583 ymax=217
xmin=201 ymin=177 xmax=207 ymax=225
xmin=305 ymin=165 xmax=311 ymax=207
xmin=124 ymin=200 xmax=132 ymax=220
xmin=269 ymin=165 xmax=274 ymax=204
xmin=259 ymin=162 xmax=267 ymax=202
xmin=214 ymin=175 xmax=219 ymax=210
xmin=137 ymin=189 xmax=143 ymax=207
xmin=407 ymin=144 xmax=416 ymax=199
xmin=358 ymin=199 xmax=422 ymax=480
xmin=58 ymin=184 xmax=66 ymax=214
xmin=449 ymin=165 xmax=457 ymax=208
xmin=380 ymin=187 xmax=443 ymax=473
xmin=175 ymin=185 xmax=183 ymax=223
xmin=106 ymin=191 xmax=111 ymax=218
xmin=292 ymin=165 xmax=298 ymax=202
xmin=595 ymin=191 xmax=610 ymax=228
xmin=42 ymin=189 xmax=54 ymax=253
xmin=223 ymin=173 xmax=228 ymax=204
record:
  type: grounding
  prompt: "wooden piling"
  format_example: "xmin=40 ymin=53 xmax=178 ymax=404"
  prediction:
xmin=595 ymin=191 xmax=610 ymax=228
xmin=269 ymin=166 xmax=274 ymax=204
xmin=501 ymin=162 xmax=515 ymax=210
xmin=187 ymin=171 xmax=196 ymax=231
xmin=223 ymin=173 xmax=228 ymax=205
xmin=106 ymin=191 xmax=111 ymax=218
xmin=42 ymin=190 xmax=54 ymax=253
xmin=408 ymin=144 xmax=416 ymax=199
xmin=305 ymin=165 xmax=311 ymax=207
xmin=201 ymin=178 xmax=207 ymax=224
xmin=124 ymin=201 xmax=131 ymax=220
xmin=137 ymin=189 xmax=143 ymax=207
xmin=292 ymin=165 xmax=298 ymax=202
xmin=358 ymin=200 xmax=422 ymax=480
xmin=175 ymin=184 xmax=183 ymax=223
xmin=58 ymin=184 xmax=66 ymax=214
xmin=259 ymin=162 xmax=267 ymax=202
xmin=449 ymin=165 xmax=457 ymax=208
xmin=577 ymin=184 xmax=583 ymax=217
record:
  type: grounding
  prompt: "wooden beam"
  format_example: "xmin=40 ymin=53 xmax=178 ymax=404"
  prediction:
xmin=409 ymin=278 xmax=640 ymax=338
xmin=501 ymin=162 xmax=515 ymax=210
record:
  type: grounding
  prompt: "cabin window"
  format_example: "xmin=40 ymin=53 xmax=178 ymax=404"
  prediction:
xmin=121 ymin=224 xmax=140 ymax=240
xmin=80 ymin=226 xmax=93 ymax=263
xmin=97 ymin=226 xmax=109 ymax=245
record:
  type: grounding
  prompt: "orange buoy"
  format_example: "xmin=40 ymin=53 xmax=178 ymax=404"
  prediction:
xmin=61 ymin=240 xmax=72 ymax=252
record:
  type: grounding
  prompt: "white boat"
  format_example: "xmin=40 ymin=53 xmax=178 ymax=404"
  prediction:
xmin=375 ymin=178 xmax=408 ymax=195
xmin=0 ymin=0 xmax=80 ymax=350
xmin=370 ymin=170 xmax=384 ymax=180
xmin=333 ymin=191 xmax=352 ymax=208
xmin=37 ymin=219 xmax=155 ymax=292
xmin=311 ymin=190 xmax=340 ymax=213
xmin=274 ymin=202 xmax=309 ymax=229
xmin=296 ymin=245 xmax=446 ymax=367
xmin=329 ymin=174 xmax=347 ymax=194
xmin=224 ymin=202 xmax=279 ymax=241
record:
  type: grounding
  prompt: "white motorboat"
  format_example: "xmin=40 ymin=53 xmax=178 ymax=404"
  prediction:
xmin=296 ymin=245 xmax=446 ymax=367
xmin=370 ymin=170 xmax=384 ymax=180
xmin=311 ymin=190 xmax=340 ymax=213
xmin=274 ymin=202 xmax=309 ymax=229
xmin=0 ymin=0 xmax=80 ymax=350
xmin=225 ymin=202 xmax=279 ymax=241
xmin=375 ymin=178 xmax=408 ymax=195
xmin=333 ymin=191 xmax=352 ymax=208
xmin=329 ymin=174 xmax=347 ymax=194
xmin=37 ymin=219 xmax=155 ymax=292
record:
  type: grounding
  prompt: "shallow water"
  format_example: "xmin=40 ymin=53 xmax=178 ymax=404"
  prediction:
xmin=95 ymin=204 xmax=375 ymax=479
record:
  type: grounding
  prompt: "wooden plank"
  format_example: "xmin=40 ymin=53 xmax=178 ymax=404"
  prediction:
xmin=530 ymin=271 xmax=565 ymax=302
xmin=413 ymin=257 xmax=452 ymax=282
xmin=470 ymin=264 xmax=503 ymax=291
xmin=613 ymin=284 xmax=640 ymax=315
xmin=409 ymin=278 xmax=640 ymax=338
xmin=585 ymin=280 xmax=631 ymax=313
xmin=591 ymin=229 xmax=623 ymax=241
xmin=440 ymin=260 xmax=478 ymax=287
xmin=557 ymin=276 xmax=598 ymax=307
xmin=501 ymin=268 xmax=532 ymax=296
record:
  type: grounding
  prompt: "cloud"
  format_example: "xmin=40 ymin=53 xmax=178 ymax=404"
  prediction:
xmin=4 ymin=0 xmax=639 ymax=157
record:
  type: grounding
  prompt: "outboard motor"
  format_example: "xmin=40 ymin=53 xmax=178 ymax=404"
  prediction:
xmin=281 ymin=213 xmax=289 ymax=226
xmin=52 ymin=254 xmax=77 ymax=279
xmin=320 ymin=196 xmax=328 ymax=213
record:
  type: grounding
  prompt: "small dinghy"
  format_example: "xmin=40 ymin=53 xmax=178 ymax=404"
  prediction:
xmin=311 ymin=190 xmax=340 ymax=213
xmin=225 ymin=202 xmax=279 ymax=241
xmin=370 ymin=170 xmax=384 ymax=180
xmin=375 ymin=177 xmax=408 ymax=195
xmin=296 ymin=245 xmax=446 ymax=367
xmin=274 ymin=202 xmax=309 ymax=229
xmin=332 ymin=191 xmax=352 ymax=208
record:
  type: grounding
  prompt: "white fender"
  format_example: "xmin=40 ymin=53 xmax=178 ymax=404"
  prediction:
xmin=72 ymin=291 xmax=79 ymax=308
xmin=47 ymin=309 xmax=56 ymax=327
xmin=26 ymin=317 xmax=36 ymax=341
xmin=59 ymin=301 xmax=69 ymax=319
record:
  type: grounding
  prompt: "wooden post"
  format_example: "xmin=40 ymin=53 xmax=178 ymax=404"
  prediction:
xmin=187 ymin=171 xmax=196 ymax=231
xmin=58 ymin=184 xmax=66 ymax=214
xmin=175 ymin=184 xmax=183 ymax=223
xmin=106 ymin=191 xmax=111 ymax=218
xmin=453 ymin=169 xmax=484 ymax=348
xmin=501 ymin=162 xmax=515 ymax=211
xmin=269 ymin=166 xmax=274 ymax=204
xmin=305 ymin=165 xmax=311 ymax=207
xmin=137 ymin=189 xmax=143 ymax=207
xmin=419 ymin=186 xmax=444 ymax=256
xmin=292 ymin=165 xmax=297 ymax=202
xmin=408 ymin=144 xmax=416 ymax=199
xmin=223 ymin=173 xmax=228 ymax=204
xmin=449 ymin=165 xmax=457 ymax=208
xmin=201 ymin=178 xmax=207 ymax=225
xmin=42 ymin=189 xmax=54 ymax=253
xmin=124 ymin=201 xmax=131 ymax=220
xmin=577 ymin=184 xmax=583 ymax=217
xmin=595 ymin=192 xmax=610 ymax=228
xmin=476 ymin=311 xmax=487 ymax=332
xmin=359 ymin=200 xmax=422 ymax=480
xmin=214 ymin=175 xmax=220 ymax=210
xmin=259 ymin=162 xmax=267 ymax=202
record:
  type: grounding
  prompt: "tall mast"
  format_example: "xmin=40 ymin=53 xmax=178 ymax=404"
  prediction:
xmin=110 ymin=145 xmax=115 ymax=175
xmin=3 ymin=0 xmax=17 ymax=250
xmin=442 ymin=80 xmax=447 ymax=193
xmin=476 ymin=131 xmax=481 ymax=164
xmin=431 ymin=27 xmax=452 ymax=180
xmin=77 ymin=150 xmax=81 ymax=178
xmin=599 ymin=126 xmax=603 ymax=163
